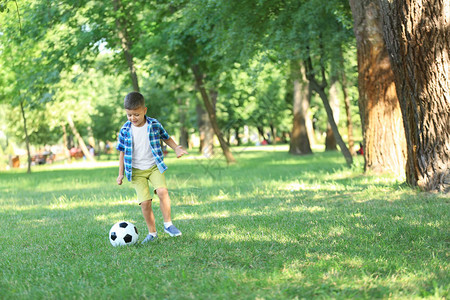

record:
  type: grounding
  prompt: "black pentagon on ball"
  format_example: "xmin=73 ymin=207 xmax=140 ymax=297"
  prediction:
xmin=119 ymin=222 xmax=128 ymax=228
xmin=110 ymin=232 xmax=117 ymax=241
xmin=134 ymin=226 xmax=138 ymax=234
xmin=123 ymin=234 xmax=133 ymax=243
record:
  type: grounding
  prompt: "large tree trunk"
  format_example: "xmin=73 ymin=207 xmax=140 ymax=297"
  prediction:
xmin=289 ymin=60 xmax=312 ymax=155
xmin=191 ymin=65 xmax=236 ymax=164
xmin=67 ymin=114 xmax=95 ymax=162
xmin=305 ymin=57 xmax=353 ymax=166
xmin=378 ymin=0 xmax=450 ymax=192
xmin=113 ymin=0 xmax=140 ymax=92
xmin=19 ymin=101 xmax=31 ymax=173
xmin=349 ymin=0 xmax=407 ymax=175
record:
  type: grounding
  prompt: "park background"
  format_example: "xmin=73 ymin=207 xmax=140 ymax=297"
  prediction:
xmin=0 ymin=0 xmax=449 ymax=299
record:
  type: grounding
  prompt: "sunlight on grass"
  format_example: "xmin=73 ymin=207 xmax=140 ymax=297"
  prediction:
xmin=95 ymin=213 xmax=129 ymax=222
xmin=0 ymin=147 xmax=448 ymax=299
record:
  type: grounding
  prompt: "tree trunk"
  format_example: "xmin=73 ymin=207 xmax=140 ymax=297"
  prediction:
xmin=305 ymin=57 xmax=353 ymax=166
xmin=257 ymin=126 xmax=269 ymax=143
xmin=289 ymin=60 xmax=312 ymax=155
xmin=350 ymin=0 xmax=407 ymax=175
xmin=234 ymin=127 xmax=241 ymax=146
xmin=305 ymin=84 xmax=316 ymax=146
xmin=196 ymin=102 xmax=205 ymax=153
xmin=325 ymin=76 xmax=339 ymax=151
xmin=19 ymin=101 xmax=31 ymax=173
xmin=113 ymin=0 xmax=139 ymax=92
xmin=178 ymin=98 xmax=189 ymax=149
xmin=325 ymin=125 xmax=337 ymax=151
xmin=196 ymin=101 xmax=214 ymax=157
xmin=67 ymin=114 xmax=95 ymax=162
xmin=62 ymin=123 xmax=71 ymax=161
xmin=339 ymin=55 xmax=356 ymax=155
xmin=191 ymin=65 xmax=236 ymax=164
xmin=269 ymin=123 xmax=276 ymax=144
xmin=378 ymin=0 xmax=450 ymax=192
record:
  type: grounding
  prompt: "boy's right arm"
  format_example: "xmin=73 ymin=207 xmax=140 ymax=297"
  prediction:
xmin=117 ymin=151 xmax=125 ymax=185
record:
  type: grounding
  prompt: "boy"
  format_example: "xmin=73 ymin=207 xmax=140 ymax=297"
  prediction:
xmin=116 ymin=91 xmax=188 ymax=244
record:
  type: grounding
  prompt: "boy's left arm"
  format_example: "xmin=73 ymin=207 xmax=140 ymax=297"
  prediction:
xmin=163 ymin=137 xmax=188 ymax=158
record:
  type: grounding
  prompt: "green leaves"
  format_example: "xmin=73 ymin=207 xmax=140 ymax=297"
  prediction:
xmin=0 ymin=0 xmax=10 ymax=13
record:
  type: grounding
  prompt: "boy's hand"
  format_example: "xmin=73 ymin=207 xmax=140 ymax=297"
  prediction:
xmin=117 ymin=174 xmax=124 ymax=185
xmin=175 ymin=146 xmax=188 ymax=158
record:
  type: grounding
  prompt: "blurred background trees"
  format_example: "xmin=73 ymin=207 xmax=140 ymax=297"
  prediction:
xmin=0 ymin=0 xmax=448 ymax=191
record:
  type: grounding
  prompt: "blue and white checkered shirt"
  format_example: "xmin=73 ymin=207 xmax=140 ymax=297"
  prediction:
xmin=116 ymin=116 xmax=170 ymax=181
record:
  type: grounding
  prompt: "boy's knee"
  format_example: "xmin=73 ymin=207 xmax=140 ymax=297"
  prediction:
xmin=140 ymin=199 xmax=152 ymax=208
xmin=156 ymin=187 xmax=168 ymax=198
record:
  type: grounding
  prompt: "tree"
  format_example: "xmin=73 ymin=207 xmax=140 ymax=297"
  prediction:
xmin=0 ymin=0 xmax=65 ymax=172
xmin=289 ymin=60 xmax=312 ymax=155
xmin=191 ymin=65 xmax=236 ymax=163
xmin=112 ymin=0 xmax=140 ymax=92
xmin=143 ymin=1 xmax=236 ymax=163
xmin=349 ymin=0 xmax=407 ymax=175
xmin=305 ymin=54 xmax=353 ymax=166
xmin=378 ymin=0 xmax=450 ymax=192
xmin=190 ymin=0 xmax=355 ymax=165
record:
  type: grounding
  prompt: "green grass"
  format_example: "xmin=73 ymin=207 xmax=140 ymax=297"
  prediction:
xmin=0 ymin=145 xmax=448 ymax=299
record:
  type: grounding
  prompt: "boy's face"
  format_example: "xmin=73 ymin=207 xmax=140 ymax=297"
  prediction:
xmin=126 ymin=106 xmax=147 ymax=127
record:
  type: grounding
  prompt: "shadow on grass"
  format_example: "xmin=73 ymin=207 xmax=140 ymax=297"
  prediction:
xmin=0 ymin=150 xmax=447 ymax=298
xmin=3 ymin=186 xmax=447 ymax=298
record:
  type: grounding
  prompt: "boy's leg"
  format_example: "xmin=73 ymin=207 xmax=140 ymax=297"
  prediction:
xmin=140 ymin=200 xmax=156 ymax=233
xmin=156 ymin=188 xmax=171 ymax=223
xmin=132 ymin=168 xmax=157 ymax=235
xmin=156 ymin=187 xmax=181 ymax=236
xmin=149 ymin=167 xmax=181 ymax=236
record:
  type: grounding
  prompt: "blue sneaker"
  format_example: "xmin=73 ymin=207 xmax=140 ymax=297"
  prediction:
xmin=141 ymin=234 xmax=158 ymax=244
xmin=164 ymin=225 xmax=182 ymax=237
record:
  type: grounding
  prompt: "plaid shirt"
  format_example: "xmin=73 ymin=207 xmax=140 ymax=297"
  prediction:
xmin=116 ymin=116 xmax=170 ymax=181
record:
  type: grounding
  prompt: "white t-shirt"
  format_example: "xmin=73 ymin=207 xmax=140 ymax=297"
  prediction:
xmin=131 ymin=124 xmax=155 ymax=170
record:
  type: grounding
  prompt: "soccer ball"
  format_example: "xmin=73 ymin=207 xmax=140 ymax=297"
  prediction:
xmin=109 ymin=221 xmax=139 ymax=246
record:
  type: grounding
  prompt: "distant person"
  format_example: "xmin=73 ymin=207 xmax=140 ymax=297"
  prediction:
xmin=116 ymin=91 xmax=188 ymax=244
xmin=88 ymin=145 xmax=95 ymax=158
xmin=356 ymin=143 xmax=364 ymax=155
xmin=105 ymin=142 xmax=111 ymax=154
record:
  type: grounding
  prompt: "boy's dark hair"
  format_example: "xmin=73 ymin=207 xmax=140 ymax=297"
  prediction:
xmin=124 ymin=92 xmax=145 ymax=109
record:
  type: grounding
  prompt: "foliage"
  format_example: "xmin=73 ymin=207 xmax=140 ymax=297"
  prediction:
xmin=0 ymin=0 xmax=360 ymax=160
xmin=5 ymin=104 xmax=62 ymax=145
xmin=0 ymin=147 xmax=448 ymax=298
xmin=217 ymin=56 xmax=291 ymax=140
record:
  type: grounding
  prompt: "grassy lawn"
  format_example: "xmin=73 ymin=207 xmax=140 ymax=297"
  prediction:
xmin=0 ymin=145 xmax=448 ymax=299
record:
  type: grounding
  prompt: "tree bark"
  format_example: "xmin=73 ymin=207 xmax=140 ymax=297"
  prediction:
xmin=113 ymin=0 xmax=140 ymax=92
xmin=178 ymin=98 xmax=189 ymax=149
xmin=191 ymin=65 xmax=236 ymax=164
xmin=305 ymin=57 xmax=353 ymax=166
xmin=19 ymin=101 xmax=31 ymax=173
xmin=67 ymin=114 xmax=95 ymax=162
xmin=289 ymin=60 xmax=312 ymax=155
xmin=350 ymin=0 xmax=407 ymax=175
xmin=305 ymin=84 xmax=316 ymax=146
xmin=339 ymin=56 xmax=356 ymax=155
xmin=196 ymin=102 xmax=214 ymax=157
xmin=378 ymin=0 xmax=450 ymax=192
xmin=325 ymin=75 xmax=339 ymax=151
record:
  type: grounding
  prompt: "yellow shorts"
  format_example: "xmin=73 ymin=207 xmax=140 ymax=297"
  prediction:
xmin=131 ymin=165 xmax=167 ymax=204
